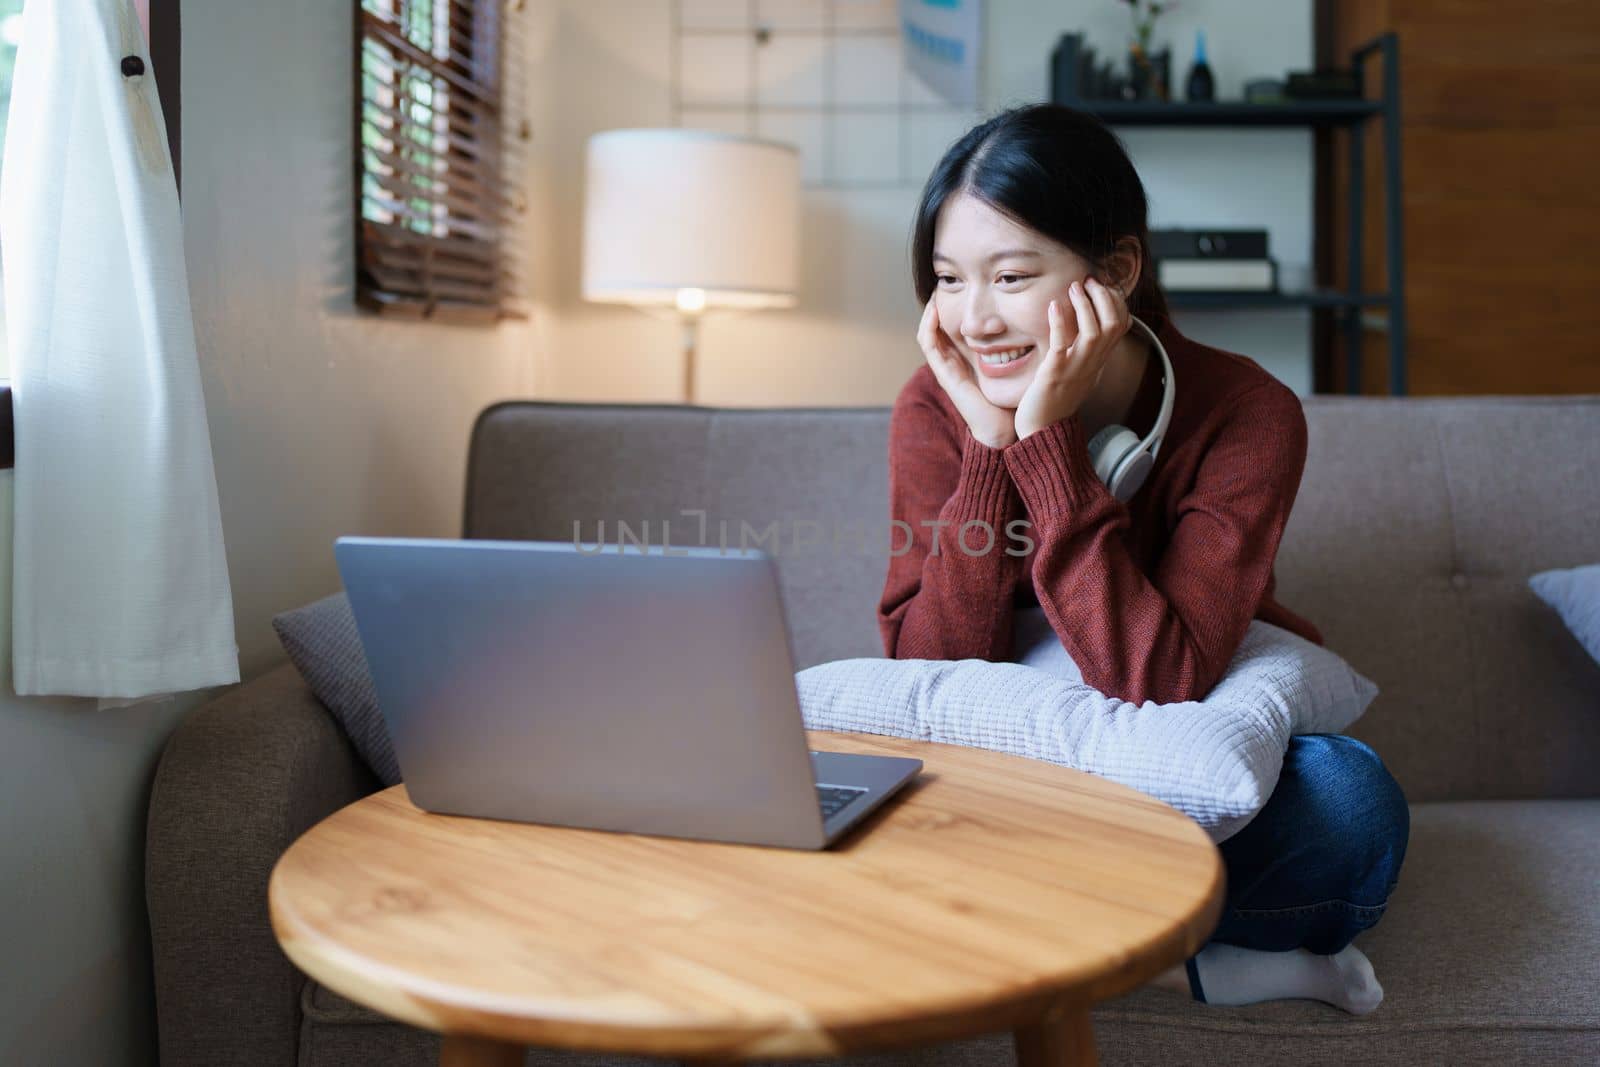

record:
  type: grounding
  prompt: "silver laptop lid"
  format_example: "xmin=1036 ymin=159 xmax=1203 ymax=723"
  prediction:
xmin=333 ymin=536 xmax=830 ymax=848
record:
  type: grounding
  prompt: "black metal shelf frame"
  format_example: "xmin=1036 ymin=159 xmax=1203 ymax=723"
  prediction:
xmin=1167 ymin=289 xmax=1391 ymax=310
xmin=1052 ymin=32 xmax=1406 ymax=395
xmin=1074 ymin=99 xmax=1383 ymax=126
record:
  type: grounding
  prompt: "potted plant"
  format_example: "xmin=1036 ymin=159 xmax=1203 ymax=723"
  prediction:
xmin=1120 ymin=0 xmax=1176 ymax=101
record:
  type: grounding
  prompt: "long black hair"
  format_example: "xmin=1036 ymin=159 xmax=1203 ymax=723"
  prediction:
xmin=911 ymin=103 xmax=1169 ymax=329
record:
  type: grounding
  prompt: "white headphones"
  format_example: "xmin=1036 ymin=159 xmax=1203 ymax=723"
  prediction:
xmin=1084 ymin=314 xmax=1175 ymax=503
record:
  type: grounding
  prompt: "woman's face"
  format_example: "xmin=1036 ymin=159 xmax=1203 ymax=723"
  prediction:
xmin=931 ymin=192 xmax=1097 ymax=410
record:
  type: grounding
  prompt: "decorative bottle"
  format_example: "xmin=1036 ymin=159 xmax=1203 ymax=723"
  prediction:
xmin=1185 ymin=29 xmax=1216 ymax=102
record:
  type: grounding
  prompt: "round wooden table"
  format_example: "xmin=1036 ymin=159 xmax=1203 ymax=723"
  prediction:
xmin=269 ymin=731 xmax=1223 ymax=1067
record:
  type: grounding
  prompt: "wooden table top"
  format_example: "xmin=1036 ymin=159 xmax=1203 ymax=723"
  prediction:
xmin=269 ymin=730 xmax=1223 ymax=1061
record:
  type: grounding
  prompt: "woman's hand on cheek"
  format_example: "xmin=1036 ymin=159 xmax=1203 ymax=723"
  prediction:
xmin=1014 ymin=278 xmax=1128 ymax=441
xmin=918 ymin=296 xmax=1018 ymax=450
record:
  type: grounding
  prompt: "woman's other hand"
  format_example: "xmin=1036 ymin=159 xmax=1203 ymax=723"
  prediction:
xmin=1014 ymin=277 xmax=1130 ymax=441
xmin=918 ymin=297 xmax=1018 ymax=450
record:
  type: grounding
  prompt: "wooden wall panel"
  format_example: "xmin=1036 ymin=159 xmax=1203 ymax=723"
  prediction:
xmin=1405 ymin=128 xmax=1594 ymax=202
xmin=1325 ymin=0 xmax=1600 ymax=395
xmin=1386 ymin=0 xmax=1598 ymax=64
xmin=1402 ymin=61 xmax=1600 ymax=127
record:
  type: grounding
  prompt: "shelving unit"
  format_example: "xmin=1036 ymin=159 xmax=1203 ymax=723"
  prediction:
xmin=1053 ymin=33 xmax=1406 ymax=395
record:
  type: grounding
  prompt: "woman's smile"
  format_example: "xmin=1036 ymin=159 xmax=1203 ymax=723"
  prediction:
xmin=971 ymin=343 xmax=1037 ymax=377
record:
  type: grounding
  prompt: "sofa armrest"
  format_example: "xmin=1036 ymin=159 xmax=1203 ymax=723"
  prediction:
xmin=146 ymin=662 xmax=380 ymax=1067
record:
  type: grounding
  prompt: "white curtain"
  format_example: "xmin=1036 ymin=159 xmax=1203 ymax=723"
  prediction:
xmin=0 ymin=0 xmax=239 ymax=700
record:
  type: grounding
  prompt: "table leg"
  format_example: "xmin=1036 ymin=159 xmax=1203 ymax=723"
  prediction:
xmin=1014 ymin=1008 xmax=1097 ymax=1067
xmin=440 ymin=1033 xmax=526 ymax=1067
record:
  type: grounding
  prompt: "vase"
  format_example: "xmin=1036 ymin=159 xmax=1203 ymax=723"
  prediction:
xmin=1125 ymin=40 xmax=1172 ymax=101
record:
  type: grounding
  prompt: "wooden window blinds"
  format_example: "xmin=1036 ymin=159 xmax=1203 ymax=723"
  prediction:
xmin=357 ymin=0 xmax=527 ymax=321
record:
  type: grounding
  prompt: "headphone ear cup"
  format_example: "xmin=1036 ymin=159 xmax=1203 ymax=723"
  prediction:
xmin=1087 ymin=424 xmax=1151 ymax=503
xmin=1087 ymin=424 xmax=1140 ymax=486
xmin=1109 ymin=451 xmax=1154 ymax=503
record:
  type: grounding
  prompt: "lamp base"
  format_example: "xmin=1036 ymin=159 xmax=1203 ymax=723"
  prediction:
xmin=680 ymin=313 xmax=701 ymax=404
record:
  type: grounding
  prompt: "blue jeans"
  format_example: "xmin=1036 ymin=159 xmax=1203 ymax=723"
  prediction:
xmin=1184 ymin=734 xmax=1411 ymax=1001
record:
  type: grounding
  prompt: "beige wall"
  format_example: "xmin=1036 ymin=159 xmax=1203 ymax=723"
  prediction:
xmin=0 ymin=476 xmax=201 ymax=1067
xmin=188 ymin=7 xmax=543 ymax=680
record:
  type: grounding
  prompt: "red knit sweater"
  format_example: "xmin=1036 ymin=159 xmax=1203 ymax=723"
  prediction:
xmin=878 ymin=318 xmax=1323 ymax=706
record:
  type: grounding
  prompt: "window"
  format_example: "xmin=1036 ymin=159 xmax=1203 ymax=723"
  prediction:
xmin=0 ymin=1 xmax=21 ymax=140
xmin=357 ymin=0 xmax=527 ymax=322
xmin=0 ymin=1 xmax=177 ymax=468
xmin=1 ymin=0 xmax=25 ymax=397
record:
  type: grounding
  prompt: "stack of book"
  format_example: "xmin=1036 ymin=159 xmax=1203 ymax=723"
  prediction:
xmin=1151 ymin=229 xmax=1278 ymax=294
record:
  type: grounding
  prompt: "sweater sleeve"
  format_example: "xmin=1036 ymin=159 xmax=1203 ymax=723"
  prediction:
xmin=877 ymin=384 xmax=1030 ymax=661
xmin=1001 ymin=382 xmax=1311 ymax=705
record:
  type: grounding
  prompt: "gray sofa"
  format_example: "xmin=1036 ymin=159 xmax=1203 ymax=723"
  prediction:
xmin=147 ymin=396 xmax=1600 ymax=1066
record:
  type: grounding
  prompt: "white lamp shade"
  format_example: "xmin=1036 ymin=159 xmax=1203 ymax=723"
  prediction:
xmin=582 ymin=129 xmax=801 ymax=310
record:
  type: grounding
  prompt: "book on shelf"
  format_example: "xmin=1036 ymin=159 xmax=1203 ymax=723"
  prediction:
xmin=1150 ymin=228 xmax=1270 ymax=260
xmin=1157 ymin=258 xmax=1278 ymax=293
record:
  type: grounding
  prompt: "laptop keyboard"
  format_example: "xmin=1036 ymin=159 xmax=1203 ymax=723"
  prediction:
xmin=816 ymin=784 xmax=868 ymax=821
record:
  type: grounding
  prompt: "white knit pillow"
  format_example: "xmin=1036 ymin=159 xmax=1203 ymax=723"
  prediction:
xmin=1529 ymin=563 xmax=1600 ymax=668
xmin=796 ymin=607 xmax=1378 ymax=843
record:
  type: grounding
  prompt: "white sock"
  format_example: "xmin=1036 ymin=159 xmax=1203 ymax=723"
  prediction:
xmin=1188 ymin=943 xmax=1384 ymax=1014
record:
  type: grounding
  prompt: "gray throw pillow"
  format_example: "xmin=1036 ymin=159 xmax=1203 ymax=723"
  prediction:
xmin=1529 ymin=563 xmax=1600 ymax=669
xmin=271 ymin=592 xmax=400 ymax=786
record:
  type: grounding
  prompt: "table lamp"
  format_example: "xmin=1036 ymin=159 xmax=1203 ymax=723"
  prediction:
xmin=581 ymin=129 xmax=801 ymax=404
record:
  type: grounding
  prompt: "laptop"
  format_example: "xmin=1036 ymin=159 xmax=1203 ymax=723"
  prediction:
xmin=333 ymin=536 xmax=922 ymax=850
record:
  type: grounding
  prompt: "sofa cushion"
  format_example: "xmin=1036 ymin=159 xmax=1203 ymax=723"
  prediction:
xmin=1530 ymin=563 xmax=1600 ymax=668
xmin=798 ymin=605 xmax=1377 ymax=843
xmin=295 ymin=799 xmax=1600 ymax=1067
xmin=1093 ymin=798 xmax=1600 ymax=1064
xmin=271 ymin=592 xmax=398 ymax=786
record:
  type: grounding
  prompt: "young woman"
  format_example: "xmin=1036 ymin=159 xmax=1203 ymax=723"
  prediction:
xmin=878 ymin=103 xmax=1409 ymax=1013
